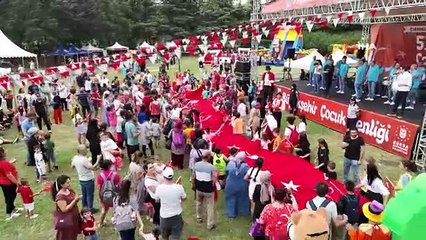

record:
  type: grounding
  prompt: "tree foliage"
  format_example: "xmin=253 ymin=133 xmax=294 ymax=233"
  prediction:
xmin=0 ymin=0 xmax=251 ymax=53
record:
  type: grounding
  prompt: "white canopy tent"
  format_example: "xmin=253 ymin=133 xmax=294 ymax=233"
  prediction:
xmin=82 ymin=43 xmax=103 ymax=53
xmin=332 ymin=49 xmax=358 ymax=66
xmin=284 ymin=50 xmax=325 ymax=70
xmin=0 ymin=29 xmax=38 ymax=68
xmin=106 ymin=42 xmax=129 ymax=51
xmin=139 ymin=41 xmax=152 ymax=49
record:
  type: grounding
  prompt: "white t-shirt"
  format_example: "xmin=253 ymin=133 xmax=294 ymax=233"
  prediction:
xmin=361 ymin=176 xmax=390 ymax=196
xmin=145 ymin=176 xmax=160 ymax=199
xmin=247 ymin=167 xmax=265 ymax=200
xmin=396 ymin=71 xmax=412 ymax=92
xmin=71 ymin=155 xmax=94 ymax=181
xmin=237 ymin=103 xmax=247 ymax=118
xmin=306 ymin=196 xmax=337 ymax=224
xmin=264 ymin=73 xmax=271 ymax=86
xmin=298 ymin=122 xmax=306 ymax=133
xmin=84 ymin=79 xmax=92 ymax=92
xmin=116 ymin=116 xmax=124 ymax=133
xmin=154 ymin=183 xmax=186 ymax=218
xmin=347 ymin=104 xmax=359 ymax=119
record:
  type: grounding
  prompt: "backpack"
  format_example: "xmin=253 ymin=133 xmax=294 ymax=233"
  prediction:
xmin=287 ymin=126 xmax=300 ymax=146
xmin=100 ymin=172 xmax=117 ymax=207
xmin=172 ymin=130 xmax=184 ymax=147
xmin=343 ymin=195 xmax=360 ymax=224
xmin=308 ymin=199 xmax=331 ymax=211
xmin=113 ymin=202 xmax=136 ymax=231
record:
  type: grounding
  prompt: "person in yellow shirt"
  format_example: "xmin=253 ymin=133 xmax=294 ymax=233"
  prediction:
xmin=183 ymin=121 xmax=194 ymax=145
xmin=232 ymin=112 xmax=245 ymax=135
xmin=272 ymin=128 xmax=283 ymax=152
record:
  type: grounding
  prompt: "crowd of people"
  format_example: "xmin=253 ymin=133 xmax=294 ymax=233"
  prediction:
xmin=0 ymin=54 xmax=419 ymax=240
xmin=307 ymin=55 xmax=425 ymax=119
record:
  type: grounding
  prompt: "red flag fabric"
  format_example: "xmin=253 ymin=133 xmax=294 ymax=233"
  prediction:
xmin=183 ymin=89 xmax=347 ymax=207
xmin=337 ymin=12 xmax=344 ymax=19
xmin=370 ymin=9 xmax=378 ymax=17
xmin=321 ymin=20 xmax=328 ymax=29
xmin=347 ymin=15 xmax=353 ymax=23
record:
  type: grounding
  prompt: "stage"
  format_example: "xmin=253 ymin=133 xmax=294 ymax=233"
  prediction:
xmin=279 ymin=80 xmax=424 ymax=125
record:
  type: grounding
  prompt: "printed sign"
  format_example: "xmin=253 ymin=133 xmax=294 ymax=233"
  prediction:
xmin=276 ymin=85 xmax=419 ymax=159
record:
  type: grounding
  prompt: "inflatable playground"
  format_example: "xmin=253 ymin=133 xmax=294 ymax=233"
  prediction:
xmin=263 ymin=26 xmax=303 ymax=66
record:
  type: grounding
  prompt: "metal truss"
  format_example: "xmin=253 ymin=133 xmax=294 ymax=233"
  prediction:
xmin=360 ymin=25 xmax=371 ymax=46
xmin=414 ymin=109 xmax=426 ymax=171
xmin=255 ymin=0 xmax=426 ymax=21
xmin=250 ymin=0 xmax=262 ymax=83
xmin=354 ymin=13 xmax=426 ymax=24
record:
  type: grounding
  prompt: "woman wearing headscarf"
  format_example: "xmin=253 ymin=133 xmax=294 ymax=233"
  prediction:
xmin=169 ymin=120 xmax=186 ymax=169
xmin=225 ymin=151 xmax=250 ymax=218
xmin=252 ymin=171 xmax=274 ymax=220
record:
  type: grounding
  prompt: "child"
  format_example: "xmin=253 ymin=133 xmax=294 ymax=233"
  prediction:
xmin=326 ymin=161 xmax=337 ymax=180
xmin=315 ymin=138 xmax=329 ymax=174
xmin=14 ymin=106 xmax=26 ymax=136
xmin=212 ymin=147 xmax=227 ymax=188
xmin=140 ymin=225 xmax=161 ymax=240
xmin=153 ymin=156 xmax=166 ymax=175
xmin=395 ymin=160 xmax=417 ymax=191
xmin=231 ymin=112 xmax=244 ymax=135
xmin=44 ymin=133 xmax=58 ymax=170
xmin=151 ymin=117 xmax=161 ymax=148
xmin=289 ymin=83 xmax=299 ymax=114
xmin=34 ymin=145 xmax=46 ymax=181
xmin=74 ymin=113 xmax=87 ymax=145
xmin=81 ymin=208 xmax=99 ymax=240
xmin=339 ymin=181 xmax=359 ymax=228
xmin=17 ymin=178 xmax=39 ymax=219
xmin=260 ymin=132 xmax=271 ymax=150
xmin=272 ymin=128 xmax=283 ymax=152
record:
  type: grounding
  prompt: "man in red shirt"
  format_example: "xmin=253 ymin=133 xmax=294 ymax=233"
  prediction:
xmin=142 ymin=91 xmax=154 ymax=118
xmin=262 ymin=66 xmax=275 ymax=103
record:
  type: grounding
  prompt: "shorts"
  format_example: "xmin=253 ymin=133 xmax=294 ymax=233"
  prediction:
xmin=24 ymin=202 xmax=35 ymax=211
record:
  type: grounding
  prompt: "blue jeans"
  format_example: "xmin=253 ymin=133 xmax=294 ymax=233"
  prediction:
xmin=343 ymin=157 xmax=360 ymax=184
xmin=80 ymin=180 xmax=95 ymax=210
xmin=354 ymin=82 xmax=363 ymax=99
xmin=119 ymin=228 xmax=136 ymax=240
xmin=367 ymin=81 xmax=376 ymax=99
xmin=85 ymin=234 xmax=99 ymax=240
xmin=407 ymin=88 xmax=418 ymax=107
xmin=309 ymin=71 xmax=314 ymax=85
xmin=338 ymin=76 xmax=346 ymax=92
xmin=313 ymin=74 xmax=321 ymax=92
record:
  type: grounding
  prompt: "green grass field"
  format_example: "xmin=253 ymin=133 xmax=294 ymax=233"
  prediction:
xmin=0 ymin=57 xmax=402 ymax=240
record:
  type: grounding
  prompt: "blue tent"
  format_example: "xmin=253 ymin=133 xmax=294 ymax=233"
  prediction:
xmin=48 ymin=46 xmax=69 ymax=56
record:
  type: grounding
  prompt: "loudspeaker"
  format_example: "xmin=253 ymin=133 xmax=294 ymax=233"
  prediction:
xmin=357 ymin=48 xmax=366 ymax=59
xmin=235 ymin=61 xmax=250 ymax=73
xmin=285 ymin=48 xmax=296 ymax=60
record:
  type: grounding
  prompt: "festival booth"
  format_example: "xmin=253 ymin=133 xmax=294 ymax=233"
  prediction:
xmin=283 ymin=50 xmax=325 ymax=70
xmin=0 ymin=29 xmax=39 ymax=69
xmin=106 ymin=42 xmax=129 ymax=53
xmin=82 ymin=44 xmax=104 ymax=57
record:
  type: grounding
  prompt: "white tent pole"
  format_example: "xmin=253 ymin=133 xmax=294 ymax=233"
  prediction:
xmin=36 ymin=56 xmax=39 ymax=70
xmin=21 ymin=57 xmax=24 ymax=69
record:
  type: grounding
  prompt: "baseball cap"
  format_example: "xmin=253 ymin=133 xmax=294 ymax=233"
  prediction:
xmin=162 ymin=167 xmax=174 ymax=179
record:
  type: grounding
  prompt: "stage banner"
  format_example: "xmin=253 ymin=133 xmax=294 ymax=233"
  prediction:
xmin=371 ymin=22 xmax=426 ymax=67
xmin=262 ymin=0 xmax=351 ymax=14
xmin=276 ymin=85 xmax=419 ymax=159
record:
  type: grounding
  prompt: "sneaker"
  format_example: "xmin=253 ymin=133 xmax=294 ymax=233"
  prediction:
xmin=398 ymin=106 xmax=402 ymax=110
xmin=381 ymin=95 xmax=388 ymax=99
xmin=320 ymin=87 xmax=325 ymax=90
xmin=339 ymin=91 xmax=345 ymax=95
xmin=375 ymin=94 xmax=381 ymax=97
xmin=397 ymin=115 xmax=403 ymax=119
xmin=30 ymin=214 xmax=39 ymax=219
xmin=387 ymin=113 xmax=397 ymax=117
xmin=356 ymin=99 xmax=361 ymax=103
xmin=384 ymin=101 xmax=390 ymax=105
xmin=351 ymin=94 xmax=357 ymax=97
xmin=406 ymin=106 xmax=414 ymax=110
xmin=13 ymin=208 xmax=23 ymax=213
xmin=48 ymin=130 xmax=52 ymax=134
xmin=390 ymin=102 xmax=395 ymax=106
xmin=337 ymin=90 xmax=342 ymax=94
xmin=307 ymin=83 xmax=311 ymax=86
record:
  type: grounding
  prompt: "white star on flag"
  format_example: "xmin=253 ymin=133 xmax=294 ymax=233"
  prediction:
xmin=282 ymin=181 xmax=300 ymax=192
xmin=397 ymin=50 xmax=406 ymax=58
xmin=227 ymin=145 xmax=240 ymax=149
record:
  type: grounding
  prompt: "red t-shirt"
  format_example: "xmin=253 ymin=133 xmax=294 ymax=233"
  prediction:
xmin=260 ymin=203 xmax=295 ymax=239
xmin=0 ymin=160 xmax=18 ymax=185
xmin=17 ymin=186 xmax=34 ymax=204
xmin=96 ymin=170 xmax=121 ymax=187
xmin=81 ymin=216 xmax=96 ymax=236
xmin=90 ymin=91 xmax=102 ymax=107
xmin=150 ymin=101 xmax=161 ymax=116
xmin=142 ymin=96 xmax=153 ymax=113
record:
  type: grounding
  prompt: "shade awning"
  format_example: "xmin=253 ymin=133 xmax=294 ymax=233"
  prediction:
xmin=106 ymin=42 xmax=129 ymax=51
xmin=0 ymin=30 xmax=37 ymax=58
